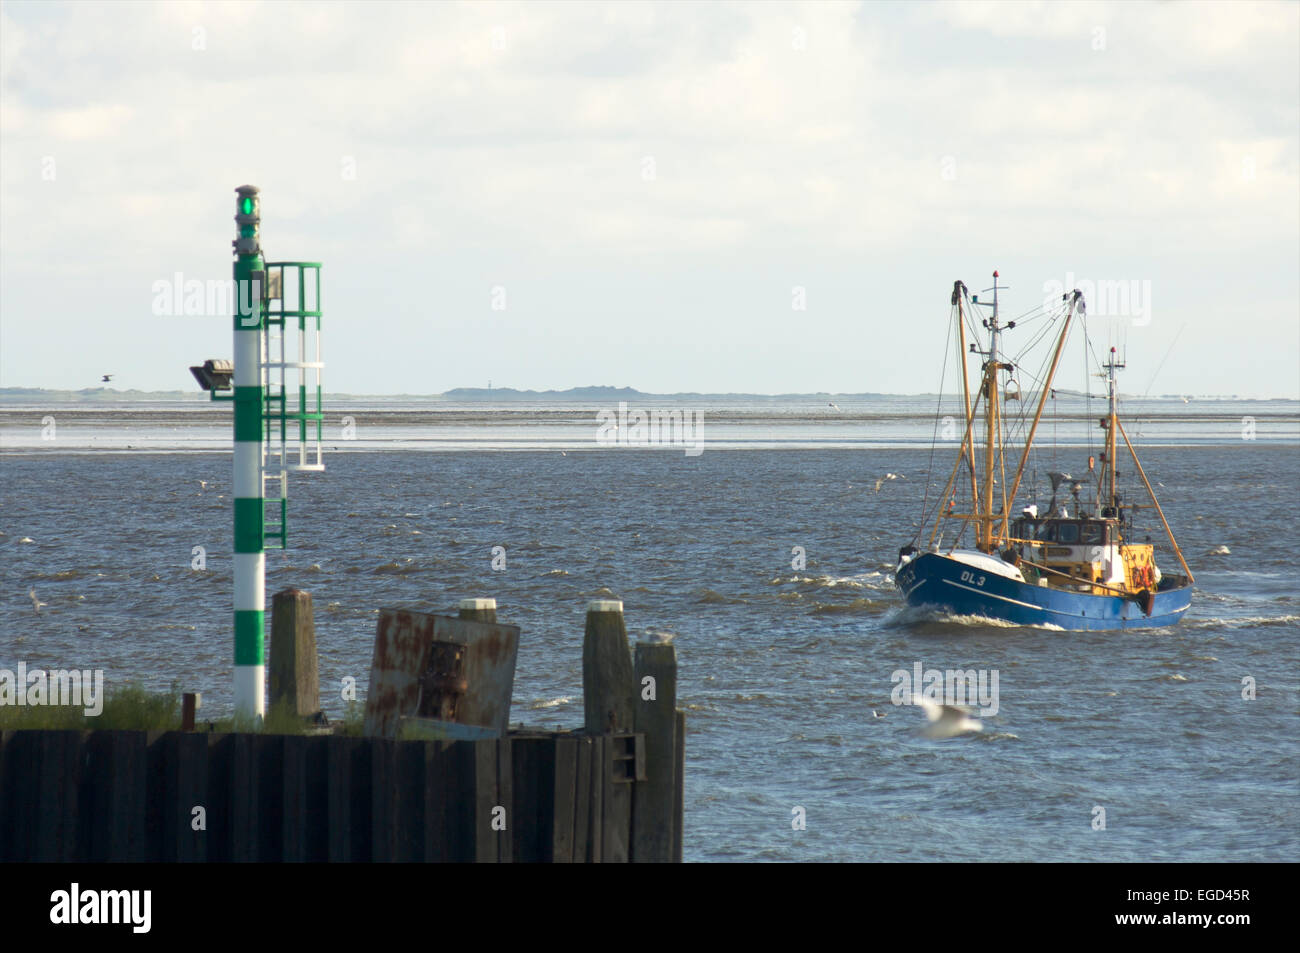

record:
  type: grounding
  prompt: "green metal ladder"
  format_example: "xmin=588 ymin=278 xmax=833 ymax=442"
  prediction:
xmin=260 ymin=262 xmax=324 ymax=550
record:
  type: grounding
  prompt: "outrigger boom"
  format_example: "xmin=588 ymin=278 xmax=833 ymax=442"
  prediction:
xmin=896 ymin=271 xmax=1193 ymax=630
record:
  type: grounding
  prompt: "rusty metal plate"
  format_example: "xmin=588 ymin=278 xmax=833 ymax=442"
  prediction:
xmin=364 ymin=609 xmax=520 ymax=739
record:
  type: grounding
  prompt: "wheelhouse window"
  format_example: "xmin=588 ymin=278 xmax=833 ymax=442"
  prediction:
xmin=1014 ymin=518 xmax=1110 ymax=546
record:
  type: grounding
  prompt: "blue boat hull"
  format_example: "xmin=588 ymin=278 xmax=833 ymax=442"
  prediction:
xmin=894 ymin=552 xmax=1191 ymax=630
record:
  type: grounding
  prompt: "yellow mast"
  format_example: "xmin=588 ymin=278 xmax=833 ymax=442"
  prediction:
xmin=953 ymin=282 xmax=979 ymax=516
xmin=926 ymin=282 xmax=983 ymax=552
xmin=1117 ymin=419 xmax=1195 ymax=584
xmin=1106 ymin=346 xmax=1120 ymax=514
xmin=928 ymin=387 xmax=983 ymax=550
xmin=977 ymin=270 xmax=1006 ymax=553
xmin=998 ymin=415 xmax=1009 ymax=544
xmin=1000 ymin=290 xmax=1083 ymax=544
xmin=982 ymin=354 xmax=997 ymax=550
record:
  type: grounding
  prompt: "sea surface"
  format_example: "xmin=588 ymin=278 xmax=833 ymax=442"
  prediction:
xmin=2 ymin=399 xmax=1298 ymax=861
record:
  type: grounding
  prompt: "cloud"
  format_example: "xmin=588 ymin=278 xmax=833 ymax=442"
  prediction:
xmin=0 ymin=0 xmax=1296 ymax=395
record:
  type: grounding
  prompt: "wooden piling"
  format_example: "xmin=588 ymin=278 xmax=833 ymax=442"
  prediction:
xmin=571 ymin=735 xmax=593 ymax=862
xmin=582 ymin=600 xmax=635 ymax=734
xmin=496 ymin=737 xmax=514 ymax=863
xmin=673 ymin=710 xmax=686 ymax=863
xmin=0 ymin=594 xmax=686 ymax=863
xmin=582 ymin=600 xmax=636 ymax=862
xmin=473 ymin=738 xmax=500 ymax=862
xmin=587 ymin=734 xmax=605 ymax=862
xmin=371 ymin=738 xmax=426 ymax=861
xmin=325 ymin=735 xmax=370 ymax=862
xmin=422 ymin=740 xmax=456 ymax=862
xmin=458 ymin=597 xmax=498 ymax=623
xmin=551 ymin=735 xmax=578 ymax=863
xmin=182 ymin=692 xmax=200 ymax=731
xmin=147 ymin=732 xmax=208 ymax=862
xmin=510 ymin=734 xmax=555 ymax=862
xmin=205 ymin=732 xmax=259 ymax=862
xmin=282 ymin=734 xmax=330 ymax=861
xmin=269 ymin=588 xmax=321 ymax=718
xmin=0 ymin=723 xmax=683 ymax=863
xmin=1 ymin=730 xmax=83 ymax=862
xmin=442 ymin=740 xmax=480 ymax=861
xmin=631 ymin=636 xmax=678 ymax=862
xmin=82 ymin=730 xmax=148 ymax=862
xmin=254 ymin=734 xmax=286 ymax=862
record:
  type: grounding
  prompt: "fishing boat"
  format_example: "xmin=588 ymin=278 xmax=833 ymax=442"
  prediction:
xmin=895 ymin=271 xmax=1193 ymax=629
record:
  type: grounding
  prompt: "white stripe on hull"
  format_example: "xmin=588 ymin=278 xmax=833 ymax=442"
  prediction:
xmin=940 ymin=578 xmax=1065 ymax=614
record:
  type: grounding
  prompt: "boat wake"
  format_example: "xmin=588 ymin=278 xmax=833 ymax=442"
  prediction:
xmin=810 ymin=597 xmax=886 ymax=616
xmin=770 ymin=572 xmax=894 ymax=591
xmin=1184 ymin=613 xmax=1300 ymax=630
xmin=884 ymin=605 xmax=1066 ymax=631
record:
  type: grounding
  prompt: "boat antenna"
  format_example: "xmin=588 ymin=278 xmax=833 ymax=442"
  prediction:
xmin=914 ymin=286 xmax=961 ymax=544
xmin=1104 ymin=344 xmax=1126 ymax=514
xmin=977 ymin=269 xmax=1010 ymax=551
xmin=1132 ymin=322 xmax=1187 ymax=441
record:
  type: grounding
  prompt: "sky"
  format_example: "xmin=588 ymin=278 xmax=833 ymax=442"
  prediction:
xmin=1 ymin=0 xmax=1297 ymax=398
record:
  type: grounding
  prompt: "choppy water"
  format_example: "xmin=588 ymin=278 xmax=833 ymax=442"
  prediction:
xmin=2 ymin=406 xmax=1298 ymax=861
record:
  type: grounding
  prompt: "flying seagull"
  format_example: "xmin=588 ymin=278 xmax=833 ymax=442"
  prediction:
xmin=29 ymin=587 xmax=47 ymax=614
xmin=911 ymin=695 xmax=982 ymax=739
xmin=101 ymin=374 xmax=113 ymax=383
xmin=828 ymin=401 xmax=841 ymax=411
xmin=874 ymin=472 xmax=903 ymax=493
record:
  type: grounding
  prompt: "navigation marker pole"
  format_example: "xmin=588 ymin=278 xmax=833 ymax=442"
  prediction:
xmin=233 ymin=185 xmax=266 ymax=718
xmin=224 ymin=185 xmax=327 ymax=719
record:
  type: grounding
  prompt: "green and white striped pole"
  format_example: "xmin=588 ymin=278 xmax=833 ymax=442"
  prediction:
xmin=232 ymin=185 xmax=265 ymax=719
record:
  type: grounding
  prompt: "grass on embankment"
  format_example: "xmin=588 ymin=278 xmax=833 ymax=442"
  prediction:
xmin=0 ymin=682 xmax=365 ymax=735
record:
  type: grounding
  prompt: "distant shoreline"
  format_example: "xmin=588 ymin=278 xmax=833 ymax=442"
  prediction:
xmin=1 ymin=386 xmax=1291 ymax=403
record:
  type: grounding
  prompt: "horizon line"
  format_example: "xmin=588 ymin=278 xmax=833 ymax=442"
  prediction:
xmin=1 ymin=385 xmax=1297 ymax=402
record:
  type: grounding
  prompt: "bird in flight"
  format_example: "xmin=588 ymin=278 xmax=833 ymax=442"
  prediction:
xmin=29 ymin=587 xmax=47 ymax=614
xmin=911 ymin=696 xmax=982 ymax=739
xmin=874 ymin=472 xmax=903 ymax=493
xmin=101 ymin=374 xmax=113 ymax=383
xmin=828 ymin=401 xmax=841 ymax=411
